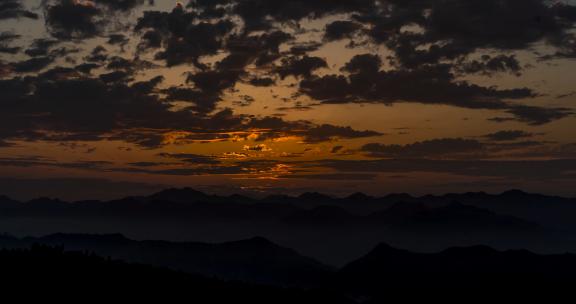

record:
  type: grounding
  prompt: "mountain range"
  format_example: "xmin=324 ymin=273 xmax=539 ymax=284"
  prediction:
xmin=0 ymin=188 xmax=575 ymax=265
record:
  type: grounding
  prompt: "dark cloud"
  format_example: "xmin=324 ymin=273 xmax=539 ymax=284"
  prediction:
xmin=0 ymin=156 xmax=112 ymax=170
xmin=303 ymin=124 xmax=382 ymax=143
xmin=75 ymin=63 xmax=101 ymax=74
xmin=157 ymin=153 xmax=222 ymax=165
xmin=99 ymin=70 xmax=133 ymax=83
xmin=361 ymin=138 xmax=484 ymax=159
xmin=365 ymin=0 xmax=574 ymax=58
xmin=135 ymin=9 xmax=234 ymax=67
xmin=107 ymin=34 xmax=129 ymax=46
xmin=289 ymin=43 xmax=322 ymax=56
xmin=282 ymin=173 xmax=377 ymax=181
xmin=243 ymin=144 xmax=272 ymax=152
xmin=0 ymin=32 xmax=21 ymax=54
xmin=277 ymin=56 xmax=328 ymax=79
xmin=310 ymin=158 xmax=576 ymax=181
xmin=127 ymin=162 xmax=170 ymax=167
xmin=248 ymin=77 xmax=275 ymax=87
xmin=484 ymin=130 xmax=534 ymax=141
xmin=0 ymin=72 xmax=380 ymax=148
xmin=324 ymin=20 xmax=363 ymax=41
xmin=95 ymin=0 xmax=145 ymax=11
xmin=182 ymin=70 xmax=242 ymax=112
xmin=24 ymin=39 xmax=59 ymax=57
xmin=300 ymin=55 xmax=570 ymax=125
xmin=1 ymin=0 xmax=574 ymax=158
xmin=85 ymin=46 xmax=108 ymax=62
xmin=0 ymin=0 xmax=38 ymax=20
xmin=12 ymin=56 xmax=54 ymax=73
xmin=458 ymin=55 xmax=523 ymax=76
xmin=0 ymin=140 xmax=14 ymax=147
xmin=341 ymin=54 xmax=382 ymax=74
xmin=487 ymin=117 xmax=517 ymax=124
xmin=44 ymin=0 xmax=103 ymax=39
xmin=188 ymin=0 xmax=376 ymax=31
xmin=331 ymin=146 xmax=344 ymax=154
xmin=506 ymin=105 xmax=573 ymax=126
xmin=43 ymin=0 xmax=146 ymax=39
xmin=506 ymin=142 xmax=576 ymax=159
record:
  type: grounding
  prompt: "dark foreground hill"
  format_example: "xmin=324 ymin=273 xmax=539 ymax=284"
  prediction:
xmin=0 ymin=233 xmax=331 ymax=287
xmin=0 ymin=246 xmax=352 ymax=303
xmin=336 ymin=242 xmax=576 ymax=301
xmin=3 ymin=240 xmax=576 ymax=302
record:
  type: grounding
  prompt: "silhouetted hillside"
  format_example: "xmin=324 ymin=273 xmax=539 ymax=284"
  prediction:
xmin=0 ymin=233 xmax=331 ymax=287
xmin=0 ymin=246 xmax=352 ymax=303
xmin=337 ymin=243 xmax=576 ymax=300
xmin=5 ymin=240 xmax=576 ymax=302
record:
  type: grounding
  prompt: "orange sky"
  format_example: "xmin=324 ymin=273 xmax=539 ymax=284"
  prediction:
xmin=0 ymin=0 xmax=575 ymax=199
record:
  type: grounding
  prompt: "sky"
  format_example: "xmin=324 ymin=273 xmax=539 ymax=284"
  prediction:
xmin=0 ymin=0 xmax=576 ymax=200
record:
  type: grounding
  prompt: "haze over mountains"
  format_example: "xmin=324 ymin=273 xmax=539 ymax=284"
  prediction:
xmin=3 ymin=234 xmax=576 ymax=301
xmin=0 ymin=188 xmax=575 ymax=264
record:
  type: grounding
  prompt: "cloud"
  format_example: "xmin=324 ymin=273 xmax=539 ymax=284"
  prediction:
xmin=0 ymin=140 xmax=14 ymax=147
xmin=324 ymin=20 xmax=363 ymax=41
xmin=457 ymin=55 xmax=523 ymax=76
xmin=300 ymin=55 xmax=571 ymax=125
xmin=281 ymin=173 xmax=377 ymax=181
xmin=1 ymin=0 xmax=574 ymax=156
xmin=484 ymin=130 xmax=534 ymax=141
xmin=44 ymin=0 xmax=103 ymax=39
xmin=43 ymin=0 xmax=146 ymax=39
xmin=188 ymin=0 xmax=376 ymax=31
xmin=157 ymin=153 xmax=222 ymax=165
xmin=11 ymin=57 xmax=54 ymax=72
xmin=0 ymin=0 xmax=38 ymax=20
xmin=362 ymin=0 xmax=576 ymax=68
xmin=277 ymin=56 xmax=328 ymax=79
xmin=0 ymin=72 xmax=380 ymax=148
xmin=135 ymin=10 xmax=234 ymax=67
xmin=243 ymin=144 xmax=272 ymax=152
xmin=331 ymin=146 xmax=344 ymax=154
xmin=361 ymin=138 xmax=485 ymax=159
xmin=309 ymin=158 xmax=576 ymax=181
xmin=303 ymin=124 xmax=383 ymax=143
xmin=506 ymin=105 xmax=573 ymax=126
xmin=24 ymin=39 xmax=60 ymax=57
xmin=0 ymin=32 xmax=21 ymax=54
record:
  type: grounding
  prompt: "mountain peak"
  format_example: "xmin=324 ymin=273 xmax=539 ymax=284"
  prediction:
xmin=501 ymin=189 xmax=529 ymax=197
xmin=347 ymin=192 xmax=372 ymax=200
xmin=298 ymin=192 xmax=332 ymax=201
xmin=226 ymin=236 xmax=278 ymax=248
xmin=369 ymin=243 xmax=413 ymax=256
xmin=148 ymin=188 xmax=207 ymax=202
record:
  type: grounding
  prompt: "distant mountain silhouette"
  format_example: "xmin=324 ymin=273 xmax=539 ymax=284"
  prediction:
xmin=283 ymin=206 xmax=363 ymax=226
xmin=367 ymin=201 xmax=429 ymax=223
xmin=0 ymin=233 xmax=331 ymax=287
xmin=387 ymin=202 xmax=542 ymax=232
xmin=282 ymin=201 xmax=542 ymax=233
xmin=146 ymin=187 xmax=209 ymax=203
xmin=1 ymin=188 xmax=576 ymax=265
xmin=0 ymin=188 xmax=549 ymax=226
